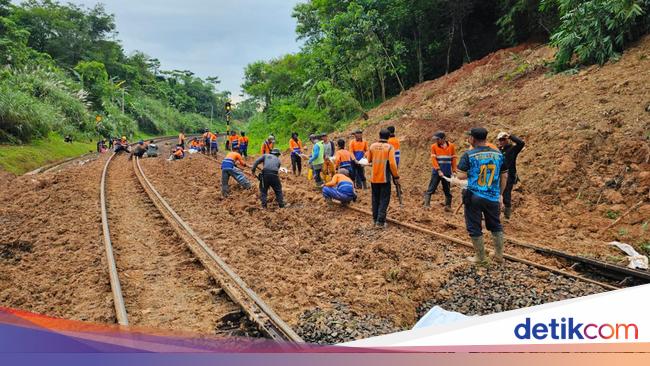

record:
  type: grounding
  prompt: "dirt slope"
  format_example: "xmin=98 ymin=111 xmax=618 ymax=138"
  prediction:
xmin=336 ymin=36 xmax=650 ymax=261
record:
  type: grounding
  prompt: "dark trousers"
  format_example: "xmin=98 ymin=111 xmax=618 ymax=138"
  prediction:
xmin=313 ymin=166 xmax=323 ymax=186
xmin=425 ymin=170 xmax=452 ymax=200
xmin=353 ymin=163 xmax=366 ymax=188
xmin=260 ymin=173 xmax=285 ymax=207
xmin=291 ymin=154 xmax=302 ymax=175
xmin=463 ymin=190 xmax=502 ymax=237
xmin=502 ymin=171 xmax=517 ymax=207
xmin=371 ymin=183 xmax=392 ymax=224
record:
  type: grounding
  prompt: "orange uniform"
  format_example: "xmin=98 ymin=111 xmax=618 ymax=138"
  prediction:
xmin=430 ymin=142 xmax=458 ymax=175
xmin=324 ymin=173 xmax=354 ymax=188
xmin=173 ymin=148 xmax=184 ymax=158
xmin=260 ymin=140 xmax=274 ymax=155
xmin=349 ymin=139 xmax=369 ymax=161
xmin=333 ymin=149 xmax=354 ymax=170
xmin=367 ymin=141 xmax=399 ymax=184
xmin=289 ymin=138 xmax=303 ymax=155
xmin=239 ymin=136 xmax=249 ymax=146
xmin=387 ymin=136 xmax=401 ymax=165
xmin=209 ymin=132 xmax=218 ymax=141
xmin=221 ymin=151 xmax=246 ymax=170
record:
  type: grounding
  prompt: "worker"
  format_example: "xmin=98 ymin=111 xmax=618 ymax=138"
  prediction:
xmin=114 ymin=136 xmax=130 ymax=154
xmin=350 ymin=129 xmax=369 ymax=189
xmin=456 ymin=127 xmax=508 ymax=265
xmin=367 ymin=129 xmax=400 ymax=228
xmin=323 ymin=168 xmax=357 ymax=205
xmin=308 ymin=133 xmax=325 ymax=187
xmin=170 ymin=145 xmax=185 ymax=160
xmin=221 ymin=146 xmax=251 ymax=197
xmin=108 ymin=137 xmax=114 ymax=149
xmin=146 ymin=140 xmax=158 ymax=157
xmin=239 ymin=132 xmax=249 ymax=158
xmin=260 ymin=135 xmax=275 ymax=155
xmin=387 ymin=126 xmax=401 ymax=166
xmin=210 ymin=131 xmax=219 ymax=155
xmin=289 ymin=132 xmax=304 ymax=176
xmin=424 ymin=131 xmax=458 ymax=211
xmin=321 ymin=133 xmax=336 ymax=181
xmin=96 ymin=139 xmax=107 ymax=153
xmin=333 ymin=139 xmax=355 ymax=171
xmin=497 ymin=131 xmax=525 ymax=219
xmin=202 ymin=128 xmax=211 ymax=154
xmin=251 ymin=148 xmax=286 ymax=208
xmin=229 ymin=131 xmax=240 ymax=152
xmin=189 ymin=138 xmax=202 ymax=152
xmin=129 ymin=140 xmax=147 ymax=160
xmin=178 ymin=131 xmax=186 ymax=149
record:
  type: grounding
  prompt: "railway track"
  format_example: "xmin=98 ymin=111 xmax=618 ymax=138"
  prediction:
xmin=203 ymin=151 xmax=647 ymax=291
xmin=98 ymin=150 xmax=303 ymax=344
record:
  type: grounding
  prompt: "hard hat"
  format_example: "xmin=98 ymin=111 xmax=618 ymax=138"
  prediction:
xmin=497 ymin=131 xmax=510 ymax=140
xmin=270 ymin=148 xmax=281 ymax=156
xmin=121 ymin=136 xmax=126 ymax=140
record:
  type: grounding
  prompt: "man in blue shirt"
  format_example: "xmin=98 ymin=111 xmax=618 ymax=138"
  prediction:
xmin=456 ymin=127 xmax=508 ymax=265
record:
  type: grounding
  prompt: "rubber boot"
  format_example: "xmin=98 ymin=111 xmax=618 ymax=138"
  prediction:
xmin=444 ymin=196 xmax=452 ymax=212
xmin=362 ymin=181 xmax=368 ymax=190
xmin=504 ymin=206 xmax=512 ymax=220
xmin=492 ymin=231 xmax=505 ymax=263
xmin=423 ymin=194 xmax=431 ymax=208
xmin=467 ymin=236 xmax=488 ymax=265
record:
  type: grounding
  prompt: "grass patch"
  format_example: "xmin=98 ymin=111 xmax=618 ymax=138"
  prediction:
xmin=605 ymin=210 xmax=620 ymax=220
xmin=0 ymin=132 xmax=96 ymax=175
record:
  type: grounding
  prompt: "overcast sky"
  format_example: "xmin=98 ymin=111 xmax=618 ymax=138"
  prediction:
xmin=64 ymin=0 xmax=303 ymax=101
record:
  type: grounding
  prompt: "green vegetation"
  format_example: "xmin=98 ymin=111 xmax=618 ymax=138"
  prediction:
xmin=606 ymin=209 xmax=621 ymax=219
xmin=0 ymin=0 xmax=232 ymax=148
xmin=240 ymin=0 xmax=649 ymax=145
xmin=0 ymin=132 xmax=95 ymax=174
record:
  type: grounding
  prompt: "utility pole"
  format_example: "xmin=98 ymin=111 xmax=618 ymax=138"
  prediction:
xmin=210 ymin=104 xmax=213 ymax=123
xmin=122 ymin=88 xmax=125 ymax=114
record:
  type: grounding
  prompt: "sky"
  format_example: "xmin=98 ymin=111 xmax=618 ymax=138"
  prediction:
xmin=65 ymin=0 xmax=304 ymax=101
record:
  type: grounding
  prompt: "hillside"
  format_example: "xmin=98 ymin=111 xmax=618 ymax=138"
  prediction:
xmin=341 ymin=35 xmax=650 ymax=259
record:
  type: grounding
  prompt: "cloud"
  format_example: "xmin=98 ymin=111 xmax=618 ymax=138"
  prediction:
xmin=65 ymin=0 xmax=303 ymax=99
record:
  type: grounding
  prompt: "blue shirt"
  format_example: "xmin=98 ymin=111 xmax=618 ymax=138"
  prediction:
xmin=458 ymin=146 xmax=505 ymax=202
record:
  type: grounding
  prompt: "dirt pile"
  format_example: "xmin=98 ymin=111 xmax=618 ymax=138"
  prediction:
xmin=337 ymin=36 xmax=650 ymax=260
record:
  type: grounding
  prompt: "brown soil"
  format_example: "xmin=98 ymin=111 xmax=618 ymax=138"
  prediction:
xmin=326 ymin=36 xmax=650 ymax=263
xmin=106 ymin=154 xmax=239 ymax=333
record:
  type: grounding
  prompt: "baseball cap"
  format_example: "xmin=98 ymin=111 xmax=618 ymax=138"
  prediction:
xmin=466 ymin=127 xmax=489 ymax=140
xmin=433 ymin=131 xmax=446 ymax=140
xmin=497 ymin=131 xmax=509 ymax=140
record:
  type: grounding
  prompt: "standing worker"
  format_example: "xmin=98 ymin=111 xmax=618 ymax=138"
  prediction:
xmin=456 ymin=127 xmax=508 ymax=265
xmin=387 ymin=126 xmax=401 ymax=166
xmin=323 ymin=168 xmax=357 ymax=205
xmin=260 ymin=135 xmax=275 ymax=155
xmin=239 ymin=132 xmax=249 ymax=158
xmin=308 ymin=134 xmax=325 ymax=187
xmin=221 ymin=146 xmax=251 ymax=197
xmin=350 ymin=129 xmax=369 ymax=189
xmin=424 ymin=131 xmax=457 ymax=211
xmin=210 ymin=131 xmax=219 ymax=155
xmin=321 ymin=133 xmax=336 ymax=182
xmin=178 ymin=131 xmax=186 ymax=149
xmin=367 ymin=129 xmax=400 ymax=228
xmin=497 ymin=131 xmax=525 ymax=219
xmin=228 ymin=131 xmax=240 ymax=152
xmin=251 ymin=149 xmax=286 ymax=208
xmin=289 ymin=132 xmax=304 ymax=176
xmin=202 ymin=128 xmax=211 ymax=154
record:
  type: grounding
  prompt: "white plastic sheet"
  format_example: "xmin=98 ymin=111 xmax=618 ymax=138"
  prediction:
xmin=413 ymin=306 xmax=472 ymax=329
xmin=609 ymin=241 xmax=649 ymax=270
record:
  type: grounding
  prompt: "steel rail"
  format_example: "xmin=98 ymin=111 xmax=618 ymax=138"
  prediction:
xmin=133 ymin=156 xmax=303 ymax=344
xmin=99 ymin=152 xmax=129 ymax=325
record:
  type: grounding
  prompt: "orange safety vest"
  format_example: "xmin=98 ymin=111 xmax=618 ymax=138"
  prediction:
xmin=261 ymin=140 xmax=274 ymax=155
xmin=367 ymin=141 xmax=399 ymax=184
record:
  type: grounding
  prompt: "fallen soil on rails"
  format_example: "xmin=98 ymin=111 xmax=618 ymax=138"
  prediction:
xmin=297 ymin=36 xmax=650 ymax=267
xmin=0 ymin=156 xmax=113 ymax=322
xmin=106 ymin=154 xmax=244 ymax=335
xmin=139 ymin=146 xmax=607 ymax=344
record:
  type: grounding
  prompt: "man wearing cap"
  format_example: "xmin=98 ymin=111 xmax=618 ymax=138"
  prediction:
xmin=368 ymin=129 xmax=400 ymax=228
xmin=252 ymin=149 xmax=286 ymax=208
xmin=308 ymin=134 xmax=325 ymax=187
xmin=260 ymin=135 xmax=275 ymax=155
xmin=350 ymin=129 xmax=369 ymax=189
xmin=424 ymin=131 xmax=457 ymax=211
xmin=497 ymin=132 xmax=525 ymax=219
xmin=456 ymin=127 xmax=508 ymax=265
xmin=322 ymin=168 xmax=357 ymax=205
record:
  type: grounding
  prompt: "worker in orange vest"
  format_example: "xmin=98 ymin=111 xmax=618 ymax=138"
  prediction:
xmin=367 ymin=129 xmax=400 ymax=228
xmin=424 ymin=131 xmax=457 ymax=211
xmin=349 ymin=129 xmax=369 ymax=189
xmin=239 ymin=132 xmax=249 ymax=158
xmin=221 ymin=146 xmax=251 ymax=197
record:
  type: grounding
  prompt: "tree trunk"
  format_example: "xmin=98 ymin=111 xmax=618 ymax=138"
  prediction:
xmin=377 ymin=68 xmax=386 ymax=102
xmin=373 ymin=31 xmax=405 ymax=93
xmin=414 ymin=27 xmax=424 ymax=83
xmin=446 ymin=23 xmax=455 ymax=75
xmin=460 ymin=22 xmax=470 ymax=63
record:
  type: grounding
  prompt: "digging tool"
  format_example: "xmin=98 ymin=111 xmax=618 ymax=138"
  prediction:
xmin=395 ymin=180 xmax=404 ymax=207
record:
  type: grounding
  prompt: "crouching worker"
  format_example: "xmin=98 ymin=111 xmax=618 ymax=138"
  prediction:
xmin=323 ymin=168 xmax=357 ymax=205
xmin=221 ymin=147 xmax=251 ymax=197
xmin=129 ymin=140 xmax=147 ymax=160
xmin=169 ymin=145 xmax=185 ymax=160
xmin=146 ymin=140 xmax=158 ymax=157
xmin=251 ymin=149 xmax=286 ymax=209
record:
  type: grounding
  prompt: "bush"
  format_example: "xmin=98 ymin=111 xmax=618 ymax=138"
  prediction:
xmin=0 ymin=83 xmax=60 ymax=143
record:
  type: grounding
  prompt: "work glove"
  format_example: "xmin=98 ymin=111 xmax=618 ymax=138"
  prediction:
xmin=279 ymin=167 xmax=288 ymax=174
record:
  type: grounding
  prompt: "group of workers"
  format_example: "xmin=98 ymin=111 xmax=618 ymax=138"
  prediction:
xmin=117 ymin=124 xmax=524 ymax=266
